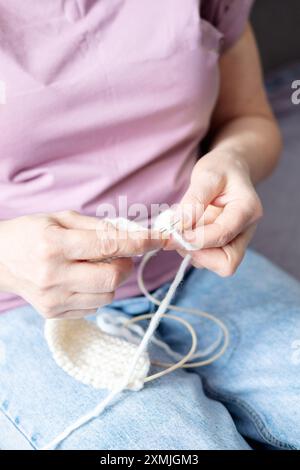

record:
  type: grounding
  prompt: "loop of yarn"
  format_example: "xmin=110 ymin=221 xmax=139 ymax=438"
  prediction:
xmin=42 ymin=212 xmax=229 ymax=450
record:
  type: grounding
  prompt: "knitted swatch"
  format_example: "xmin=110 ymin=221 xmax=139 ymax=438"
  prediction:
xmin=45 ymin=318 xmax=150 ymax=391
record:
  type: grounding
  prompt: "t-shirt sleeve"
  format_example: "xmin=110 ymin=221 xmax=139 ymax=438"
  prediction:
xmin=201 ymin=0 xmax=255 ymax=52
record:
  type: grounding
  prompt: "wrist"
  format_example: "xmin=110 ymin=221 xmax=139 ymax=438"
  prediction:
xmin=207 ymin=115 xmax=282 ymax=184
xmin=203 ymin=147 xmax=252 ymax=180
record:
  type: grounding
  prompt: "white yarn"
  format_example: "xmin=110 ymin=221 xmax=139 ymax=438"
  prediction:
xmin=137 ymin=251 xmax=229 ymax=369
xmin=97 ymin=313 xmax=221 ymax=359
xmin=96 ymin=312 xmax=145 ymax=344
xmin=42 ymin=212 xmax=229 ymax=450
xmin=154 ymin=209 xmax=198 ymax=252
xmin=118 ymin=253 xmax=192 ymax=385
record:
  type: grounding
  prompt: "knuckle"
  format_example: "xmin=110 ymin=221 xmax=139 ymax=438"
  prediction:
xmin=38 ymin=223 xmax=61 ymax=262
xmin=135 ymin=236 xmax=149 ymax=255
xmin=219 ymin=251 xmax=239 ymax=277
xmin=35 ymin=264 xmax=55 ymax=289
xmin=218 ymin=264 xmax=236 ymax=277
xmin=246 ymin=193 xmax=264 ymax=221
xmin=217 ymin=229 xmax=233 ymax=247
xmin=191 ymin=257 xmax=202 ymax=269
xmin=254 ymin=198 xmax=264 ymax=220
xmin=102 ymin=292 xmax=115 ymax=306
xmin=108 ymin=267 xmax=123 ymax=291
xmin=202 ymin=170 xmax=224 ymax=191
xmin=99 ymin=229 xmax=119 ymax=258
xmin=204 ymin=169 xmax=223 ymax=185
xmin=42 ymin=310 xmax=56 ymax=319
xmin=37 ymin=239 xmax=57 ymax=262
xmin=101 ymin=237 xmax=119 ymax=258
xmin=39 ymin=299 xmax=59 ymax=318
xmin=193 ymin=168 xmax=223 ymax=186
xmin=55 ymin=209 xmax=78 ymax=219
xmin=97 ymin=219 xmax=112 ymax=230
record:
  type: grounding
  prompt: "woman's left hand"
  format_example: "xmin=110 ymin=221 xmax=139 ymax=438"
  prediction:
xmin=165 ymin=150 xmax=263 ymax=277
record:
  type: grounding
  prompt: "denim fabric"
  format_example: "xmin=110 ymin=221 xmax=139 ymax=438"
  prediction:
xmin=0 ymin=249 xmax=299 ymax=450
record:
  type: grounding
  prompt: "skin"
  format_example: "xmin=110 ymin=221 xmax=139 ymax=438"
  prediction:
xmin=0 ymin=212 xmax=164 ymax=318
xmin=0 ymin=25 xmax=282 ymax=318
xmin=166 ymin=25 xmax=282 ymax=275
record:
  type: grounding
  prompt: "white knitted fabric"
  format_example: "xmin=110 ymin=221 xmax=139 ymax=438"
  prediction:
xmin=45 ymin=318 xmax=150 ymax=391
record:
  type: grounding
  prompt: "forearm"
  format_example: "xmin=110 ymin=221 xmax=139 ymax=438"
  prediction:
xmin=208 ymin=113 xmax=282 ymax=184
xmin=205 ymin=25 xmax=282 ymax=184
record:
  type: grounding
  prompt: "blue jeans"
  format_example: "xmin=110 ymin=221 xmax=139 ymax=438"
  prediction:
xmin=0 ymin=249 xmax=300 ymax=450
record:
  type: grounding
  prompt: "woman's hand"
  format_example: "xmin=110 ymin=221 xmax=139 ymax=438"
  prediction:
xmin=0 ymin=211 xmax=163 ymax=318
xmin=166 ymin=150 xmax=263 ymax=276
xmin=165 ymin=26 xmax=282 ymax=276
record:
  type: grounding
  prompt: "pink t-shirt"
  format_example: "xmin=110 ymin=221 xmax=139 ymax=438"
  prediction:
xmin=0 ymin=0 xmax=253 ymax=312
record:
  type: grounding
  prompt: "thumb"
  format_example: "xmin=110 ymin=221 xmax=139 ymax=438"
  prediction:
xmin=175 ymin=169 xmax=224 ymax=230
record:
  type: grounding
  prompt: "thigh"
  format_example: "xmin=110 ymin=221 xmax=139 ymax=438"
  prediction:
xmin=159 ymin=249 xmax=300 ymax=449
xmin=0 ymin=304 xmax=249 ymax=450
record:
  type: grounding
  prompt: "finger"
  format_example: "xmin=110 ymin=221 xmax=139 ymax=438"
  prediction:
xmin=53 ymin=210 xmax=100 ymax=230
xmin=163 ymin=225 xmax=204 ymax=251
xmin=64 ymin=292 xmax=114 ymax=310
xmin=203 ymin=204 xmax=223 ymax=225
xmin=221 ymin=223 xmax=257 ymax=273
xmin=201 ymin=198 xmax=261 ymax=249
xmin=163 ymin=205 xmax=222 ymax=251
xmin=177 ymin=205 xmax=223 ymax=250
xmin=56 ymin=309 xmax=98 ymax=319
xmin=190 ymin=224 xmax=256 ymax=276
xmin=65 ymin=257 xmax=133 ymax=293
xmin=174 ymin=170 xmax=224 ymax=230
xmin=174 ymin=247 xmax=204 ymax=268
xmin=60 ymin=220 xmax=164 ymax=260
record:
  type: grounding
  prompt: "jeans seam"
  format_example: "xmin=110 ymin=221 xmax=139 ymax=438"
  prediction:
xmin=0 ymin=406 xmax=37 ymax=450
xmin=203 ymin=380 xmax=297 ymax=450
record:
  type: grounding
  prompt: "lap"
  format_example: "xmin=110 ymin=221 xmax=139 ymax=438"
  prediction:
xmin=158 ymin=249 xmax=300 ymax=449
xmin=0 ymin=305 xmax=248 ymax=450
xmin=1 ymin=249 xmax=299 ymax=450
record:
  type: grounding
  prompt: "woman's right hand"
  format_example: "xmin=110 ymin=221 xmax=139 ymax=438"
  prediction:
xmin=0 ymin=211 xmax=163 ymax=318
